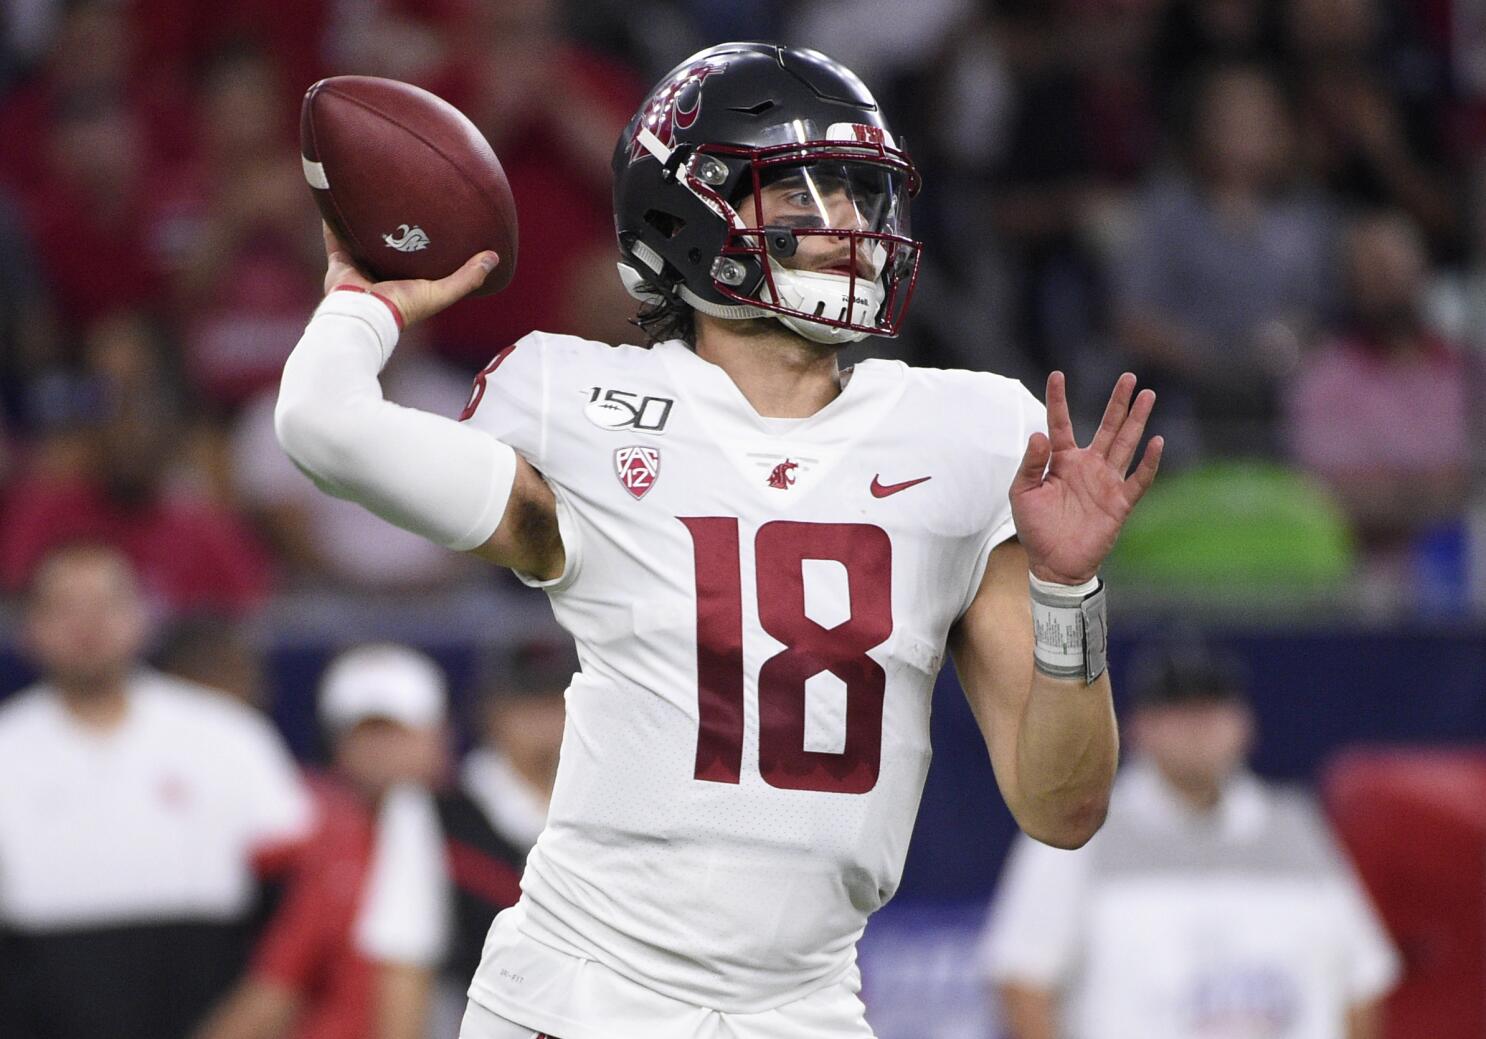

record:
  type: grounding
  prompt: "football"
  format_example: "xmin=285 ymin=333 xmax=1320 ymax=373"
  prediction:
xmin=300 ymin=75 xmax=517 ymax=295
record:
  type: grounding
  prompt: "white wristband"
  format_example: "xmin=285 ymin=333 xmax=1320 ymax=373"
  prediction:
xmin=1029 ymin=573 xmax=1108 ymax=684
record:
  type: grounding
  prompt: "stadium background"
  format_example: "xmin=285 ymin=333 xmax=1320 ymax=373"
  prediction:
xmin=0 ymin=0 xmax=1483 ymax=1036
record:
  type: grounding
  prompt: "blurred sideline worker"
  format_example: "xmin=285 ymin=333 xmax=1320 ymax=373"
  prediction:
xmin=0 ymin=543 xmax=312 ymax=1039
xmin=979 ymin=639 xmax=1399 ymax=1039
xmin=193 ymin=643 xmax=451 ymax=1039
xmin=357 ymin=639 xmax=573 ymax=1038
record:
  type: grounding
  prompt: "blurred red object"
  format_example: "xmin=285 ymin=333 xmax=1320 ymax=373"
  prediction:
xmin=1324 ymin=749 xmax=1486 ymax=1039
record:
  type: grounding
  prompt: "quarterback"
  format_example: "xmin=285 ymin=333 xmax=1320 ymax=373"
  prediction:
xmin=276 ymin=43 xmax=1161 ymax=1039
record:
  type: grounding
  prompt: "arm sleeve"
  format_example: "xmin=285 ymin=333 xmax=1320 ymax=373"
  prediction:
xmin=354 ymin=785 xmax=452 ymax=968
xmin=979 ymin=832 xmax=1090 ymax=987
xmin=274 ymin=292 xmax=517 ymax=552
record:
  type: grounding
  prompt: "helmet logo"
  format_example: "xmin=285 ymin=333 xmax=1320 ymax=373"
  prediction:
xmin=629 ymin=62 xmax=728 ymax=164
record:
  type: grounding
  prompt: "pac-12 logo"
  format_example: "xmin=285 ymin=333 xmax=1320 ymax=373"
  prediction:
xmin=584 ymin=387 xmax=674 ymax=435
xmin=615 ymin=446 xmax=661 ymax=499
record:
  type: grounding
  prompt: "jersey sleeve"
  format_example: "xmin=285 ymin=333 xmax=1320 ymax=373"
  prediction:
xmin=458 ymin=332 xmax=586 ymax=592
xmin=956 ymin=377 xmax=1047 ymax=620
xmin=979 ymin=831 xmax=1090 ymax=987
xmin=458 ymin=333 xmax=550 ymax=469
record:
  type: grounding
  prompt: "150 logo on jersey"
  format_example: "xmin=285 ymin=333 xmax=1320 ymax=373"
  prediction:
xmin=584 ymin=387 xmax=675 ymax=435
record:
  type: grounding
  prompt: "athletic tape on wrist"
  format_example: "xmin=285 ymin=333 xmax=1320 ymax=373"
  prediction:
xmin=1029 ymin=573 xmax=1108 ymax=685
xmin=313 ymin=288 xmax=403 ymax=367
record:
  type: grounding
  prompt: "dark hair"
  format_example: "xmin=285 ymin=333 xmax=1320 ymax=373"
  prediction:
xmin=1126 ymin=633 xmax=1250 ymax=710
xmin=631 ymin=291 xmax=695 ymax=347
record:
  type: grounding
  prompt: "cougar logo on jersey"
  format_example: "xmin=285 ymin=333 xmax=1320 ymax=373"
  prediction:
xmin=615 ymin=446 xmax=661 ymax=499
xmin=628 ymin=62 xmax=728 ymax=163
xmin=584 ymin=388 xmax=674 ymax=435
xmin=382 ymin=224 xmax=430 ymax=252
xmin=766 ymin=459 xmax=799 ymax=489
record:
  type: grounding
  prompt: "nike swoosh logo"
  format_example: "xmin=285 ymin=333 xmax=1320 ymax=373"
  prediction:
xmin=870 ymin=474 xmax=932 ymax=498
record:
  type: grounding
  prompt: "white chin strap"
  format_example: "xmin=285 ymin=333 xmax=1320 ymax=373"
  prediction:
xmin=618 ymin=251 xmax=883 ymax=346
xmin=763 ymin=261 xmax=883 ymax=345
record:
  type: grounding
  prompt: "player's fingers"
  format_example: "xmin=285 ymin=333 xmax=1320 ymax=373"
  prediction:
xmin=1107 ymin=388 xmax=1156 ymax=473
xmin=321 ymin=222 xmax=372 ymax=293
xmin=1010 ymin=431 xmax=1052 ymax=496
xmin=426 ymin=252 xmax=499 ymax=312
xmin=1123 ymin=435 xmax=1164 ymax=503
xmin=1088 ymin=373 xmax=1136 ymax=458
xmin=1045 ymin=371 xmax=1077 ymax=452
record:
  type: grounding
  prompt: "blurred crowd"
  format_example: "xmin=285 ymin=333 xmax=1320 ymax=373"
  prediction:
xmin=2 ymin=5 xmax=1484 ymax=1036
xmin=0 ymin=0 xmax=1482 ymax=621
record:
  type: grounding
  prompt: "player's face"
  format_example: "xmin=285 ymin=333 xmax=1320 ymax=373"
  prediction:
xmin=487 ymin=692 xmax=566 ymax=798
xmin=1132 ymin=699 xmax=1253 ymax=790
xmin=24 ymin=550 xmax=149 ymax=691
xmin=736 ymin=161 xmax=906 ymax=282
xmin=334 ymin=718 xmax=446 ymax=795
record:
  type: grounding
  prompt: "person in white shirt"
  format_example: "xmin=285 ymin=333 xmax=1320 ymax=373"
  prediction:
xmin=0 ymin=543 xmax=313 ymax=1039
xmin=356 ymin=638 xmax=571 ymax=1038
xmin=980 ymin=640 xmax=1400 ymax=1039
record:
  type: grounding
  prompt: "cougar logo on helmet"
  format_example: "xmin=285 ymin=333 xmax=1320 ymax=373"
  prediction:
xmin=628 ymin=62 xmax=728 ymax=164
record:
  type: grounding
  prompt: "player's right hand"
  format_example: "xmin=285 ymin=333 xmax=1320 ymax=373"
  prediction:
xmin=321 ymin=222 xmax=498 ymax=330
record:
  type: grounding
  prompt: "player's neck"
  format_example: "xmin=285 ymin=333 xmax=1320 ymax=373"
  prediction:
xmin=692 ymin=314 xmax=842 ymax=419
xmin=54 ymin=680 xmax=131 ymax=732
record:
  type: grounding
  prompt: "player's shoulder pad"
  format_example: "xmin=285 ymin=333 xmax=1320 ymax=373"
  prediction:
xmin=459 ymin=331 xmax=657 ymax=422
xmin=901 ymin=365 xmax=1046 ymax=442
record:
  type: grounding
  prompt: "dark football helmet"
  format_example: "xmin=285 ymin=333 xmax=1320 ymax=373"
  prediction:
xmin=613 ymin=42 xmax=922 ymax=345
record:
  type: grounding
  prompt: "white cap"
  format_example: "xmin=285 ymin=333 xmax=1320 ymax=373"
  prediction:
xmin=319 ymin=643 xmax=447 ymax=734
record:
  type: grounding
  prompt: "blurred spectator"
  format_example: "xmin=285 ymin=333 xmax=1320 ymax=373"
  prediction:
xmin=0 ymin=543 xmax=311 ymax=1039
xmin=156 ymin=43 xmax=321 ymax=411
xmin=155 ymin=613 xmax=267 ymax=709
xmin=980 ymin=638 xmax=1399 ymax=1039
xmin=0 ymin=184 xmax=58 ymax=431
xmin=423 ymin=0 xmax=645 ymax=364
xmin=1286 ymin=211 xmax=1469 ymax=547
xmin=1113 ymin=63 xmax=1337 ymax=458
xmin=193 ymin=642 xmax=449 ymax=1039
xmin=0 ymin=311 xmax=273 ymax=613
xmin=231 ymin=324 xmax=479 ymax=590
xmin=1152 ymin=0 xmax=1280 ymax=119
xmin=21 ymin=92 xmax=169 ymax=324
xmin=1284 ymin=0 xmax=1458 ymax=252
xmin=0 ymin=0 xmax=191 ymax=194
xmin=357 ymin=638 xmax=573 ymax=1037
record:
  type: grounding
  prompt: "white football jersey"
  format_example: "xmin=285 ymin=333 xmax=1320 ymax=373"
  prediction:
xmin=462 ymin=334 xmax=1045 ymax=1014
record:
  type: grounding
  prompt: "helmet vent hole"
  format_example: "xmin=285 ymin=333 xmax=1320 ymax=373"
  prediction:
xmin=727 ymin=101 xmax=776 ymax=116
xmin=813 ymin=301 xmax=826 ymax=317
xmin=687 ymin=248 xmax=702 ymax=265
xmin=643 ymin=209 xmax=686 ymax=239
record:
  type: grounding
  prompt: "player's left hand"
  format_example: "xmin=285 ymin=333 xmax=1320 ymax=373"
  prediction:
xmin=1009 ymin=372 xmax=1163 ymax=586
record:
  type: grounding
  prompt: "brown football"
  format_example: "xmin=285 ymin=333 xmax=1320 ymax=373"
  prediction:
xmin=300 ymin=76 xmax=517 ymax=295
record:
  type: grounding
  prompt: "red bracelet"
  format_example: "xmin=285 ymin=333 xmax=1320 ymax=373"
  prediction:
xmin=331 ymin=284 xmax=406 ymax=331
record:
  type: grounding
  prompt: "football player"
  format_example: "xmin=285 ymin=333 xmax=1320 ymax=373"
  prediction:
xmin=276 ymin=43 xmax=1162 ymax=1039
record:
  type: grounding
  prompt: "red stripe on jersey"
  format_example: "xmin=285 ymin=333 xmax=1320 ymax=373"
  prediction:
xmin=445 ymin=837 xmax=524 ymax=908
xmin=329 ymin=284 xmax=405 ymax=330
xmin=458 ymin=342 xmax=521 ymax=421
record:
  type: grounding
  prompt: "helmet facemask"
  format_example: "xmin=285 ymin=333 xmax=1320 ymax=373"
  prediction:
xmin=622 ymin=125 xmax=923 ymax=346
xmin=719 ymin=155 xmax=919 ymax=344
xmin=689 ymin=138 xmax=921 ymax=344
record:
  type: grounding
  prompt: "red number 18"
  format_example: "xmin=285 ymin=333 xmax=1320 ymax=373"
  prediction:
xmin=679 ymin=518 xmax=893 ymax=795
